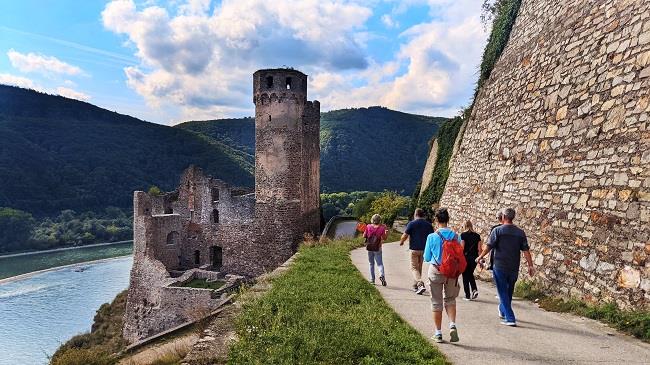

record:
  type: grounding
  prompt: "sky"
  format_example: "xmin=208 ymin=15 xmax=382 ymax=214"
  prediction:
xmin=0 ymin=0 xmax=488 ymax=125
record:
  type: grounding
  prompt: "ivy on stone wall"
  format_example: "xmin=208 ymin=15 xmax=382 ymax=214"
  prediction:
xmin=416 ymin=117 xmax=464 ymax=218
xmin=412 ymin=0 xmax=523 ymax=217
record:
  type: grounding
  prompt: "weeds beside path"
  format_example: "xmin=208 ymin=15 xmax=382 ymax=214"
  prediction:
xmin=228 ymin=239 xmax=448 ymax=365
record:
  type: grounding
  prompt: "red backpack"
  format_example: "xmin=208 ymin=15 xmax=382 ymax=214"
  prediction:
xmin=436 ymin=231 xmax=467 ymax=278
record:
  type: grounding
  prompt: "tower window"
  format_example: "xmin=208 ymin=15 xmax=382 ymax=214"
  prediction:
xmin=166 ymin=231 xmax=179 ymax=245
xmin=286 ymin=77 xmax=292 ymax=89
xmin=164 ymin=207 xmax=173 ymax=214
xmin=266 ymin=76 xmax=273 ymax=88
xmin=212 ymin=188 xmax=220 ymax=202
xmin=194 ymin=250 xmax=200 ymax=265
xmin=213 ymin=209 xmax=219 ymax=223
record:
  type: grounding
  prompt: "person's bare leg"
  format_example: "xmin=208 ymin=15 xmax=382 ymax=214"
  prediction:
xmin=445 ymin=304 xmax=457 ymax=323
xmin=433 ymin=310 xmax=443 ymax=330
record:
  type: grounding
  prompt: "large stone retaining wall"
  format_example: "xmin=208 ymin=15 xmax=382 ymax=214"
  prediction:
xmin=438 ymin=0 xmax=650 ymax=308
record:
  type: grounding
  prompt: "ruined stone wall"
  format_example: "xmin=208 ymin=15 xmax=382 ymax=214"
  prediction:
xmin=301 ymin=100 xmax=321 ymax=235
xmin=438 ymin=0 xmax=650 ymax=308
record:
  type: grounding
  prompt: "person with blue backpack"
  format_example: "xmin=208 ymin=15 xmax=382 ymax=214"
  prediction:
xmin=424 ymin=207 xmax=466 ymax=343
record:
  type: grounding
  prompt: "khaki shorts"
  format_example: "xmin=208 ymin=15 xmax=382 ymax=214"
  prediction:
xmin=428 ymin=265 xmax=460 ymax=311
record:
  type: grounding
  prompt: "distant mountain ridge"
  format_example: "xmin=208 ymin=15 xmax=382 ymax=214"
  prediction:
xmin=178 ymin=106 xmax=448 ymax=194
xmin=0 ymin=85 xmax=253 ymax=216
xmin=1 ymin=85 xmax=446 ymax=218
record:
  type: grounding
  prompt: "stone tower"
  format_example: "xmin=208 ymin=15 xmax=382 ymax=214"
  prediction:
xmin=253 ymin=69 xmax=321 ymax=239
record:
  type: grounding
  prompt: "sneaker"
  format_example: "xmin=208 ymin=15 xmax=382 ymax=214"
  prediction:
xmin=370 ymin=279 xmax=375 ymax=285
xmin=471 ymin=290 xmax=479 ymax=299
xmin=449 ymin=325 xmax=459 ymax=342
xmin=412 ymin=286 xmax=418 ymax=292
xmin=432 ymin=333 xmax=443 ymax=343
xmin=380 ymin=276 xmax=387 ymax=286
xmin=416 ymin=284 xmax=426 ymax=295
xmin=500 ymin=320 xmax=517 ymax=327
xmin=462 ymin=297 xmax=471 ymax=301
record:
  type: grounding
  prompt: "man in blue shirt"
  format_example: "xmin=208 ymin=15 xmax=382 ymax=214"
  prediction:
xmin=476 ymin=208 xmax=534 ymax=327
xmin=424 ymin=208 xmax=461 ymax=343
xmin=400 ymin=208 xmax=434 ymax=294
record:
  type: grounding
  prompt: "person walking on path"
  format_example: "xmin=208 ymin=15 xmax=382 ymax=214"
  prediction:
xmin=424 ymin=208 xmax=462 ymax=343
xmin=364 ymin=214 xmax=389 ymax=286
xmin=460 ymin=220 xmax=482 ymax=300
xmin=400 ymin=208 xmax=434 ymax=295
xmin=476 ymin=208 xmax=534 ymax=327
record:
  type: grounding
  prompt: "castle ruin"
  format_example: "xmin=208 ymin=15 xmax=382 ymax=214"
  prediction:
xmin=123 ymin=69 xmax=320 ymax=343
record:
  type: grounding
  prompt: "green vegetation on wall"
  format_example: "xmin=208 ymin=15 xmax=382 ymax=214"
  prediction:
xmin=413 ymin=0 xmax=523 ymax=215
xmin=415 ymin=117 xmax=464 ymax=217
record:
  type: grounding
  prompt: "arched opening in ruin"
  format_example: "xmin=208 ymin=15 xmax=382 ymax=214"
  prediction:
xmin=213 ymin=209 xmax=219 ymax=223
xmin=210 ymin=246 xmax=223 ymax=271
xmin=285 ymin=77 xmax=292 ymax=89
xmin=166 ymin=231 xmax=179 ymax=245
xmin=266 ymin=76 xmax=273 ymax=88
xmin=194 ymin=250 xmax=200 ymax=265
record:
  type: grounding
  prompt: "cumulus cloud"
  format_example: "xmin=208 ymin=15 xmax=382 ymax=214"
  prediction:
xmin=101 ymin=0 xmax=371 ymax=119
xmin=7 ymin=49 xmax=84 ymax=76
xmin=56 ymin=86 xmax=91 ymax=101
xmin=102 ymin=0 xmax=487 ymax=121
xmin=0 ymin=73 xmax=91 ymax=101
xmin=0 ymin=73 xmax=38 ymax=89
xmin=312 ymin=0 xmax=487 ymax=115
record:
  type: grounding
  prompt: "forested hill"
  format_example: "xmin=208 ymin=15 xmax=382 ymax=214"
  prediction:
xmin=178 ymin=107 xmax=447 ymax=194
xmin=0 ymin=85 xmax=253 ymax=217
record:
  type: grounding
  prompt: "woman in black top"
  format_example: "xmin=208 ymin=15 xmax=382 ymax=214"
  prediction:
xmin=460 ymin=220 xmax=482 ymax=300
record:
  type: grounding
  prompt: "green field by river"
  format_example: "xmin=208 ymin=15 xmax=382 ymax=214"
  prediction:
xmin=0 ymin=241 xmax=133 ymax=280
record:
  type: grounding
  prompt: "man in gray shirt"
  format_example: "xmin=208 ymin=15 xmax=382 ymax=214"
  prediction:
xmin=476 ymin=208 xmax=534 ymax=326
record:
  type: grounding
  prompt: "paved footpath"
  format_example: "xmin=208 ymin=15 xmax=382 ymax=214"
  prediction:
xmin=351 ymin=242 xmax=650 ymax=365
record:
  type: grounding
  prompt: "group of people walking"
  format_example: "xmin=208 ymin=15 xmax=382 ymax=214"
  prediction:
xmin=363 ymin=206 xmax=534 ymax=343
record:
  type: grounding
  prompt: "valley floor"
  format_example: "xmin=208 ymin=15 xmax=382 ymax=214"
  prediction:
xmin=351 ymin=243 xmax=650 ymax=365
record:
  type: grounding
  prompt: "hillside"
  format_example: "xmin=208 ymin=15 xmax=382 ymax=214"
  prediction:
xmin=0 ymin=85 xmax=254 ymax=217
xmin=179 ymin=107 xmax=447 ymax=194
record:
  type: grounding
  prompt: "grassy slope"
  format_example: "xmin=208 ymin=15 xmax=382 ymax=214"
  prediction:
xmin=228 ymin=239 xmax=447 ymax=365
xmin=178 ymin=107 xmax=447 ymax=195
xmin=0 ymin=85 xmax=253 ymax=216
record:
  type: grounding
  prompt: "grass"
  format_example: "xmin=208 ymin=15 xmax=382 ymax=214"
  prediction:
xmin=179 ymin=278 xmax=225 ymax=290
xmin=228 ymin=238 xmax=448 ymax=365
xmin=514 ymin=280 xmax=650 ymax=341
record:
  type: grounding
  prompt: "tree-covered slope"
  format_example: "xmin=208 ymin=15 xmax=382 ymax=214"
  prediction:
xmin=0 ymin=85 xmax=253 ymax=216
xmin=178 ymin=106 xmax=447 ymax=194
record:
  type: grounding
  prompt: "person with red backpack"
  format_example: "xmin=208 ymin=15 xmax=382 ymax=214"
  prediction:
xmin=364 ymin=214 xmax=389 ymax=286
xmin=424 ymin=208 xmax=466 ymax=343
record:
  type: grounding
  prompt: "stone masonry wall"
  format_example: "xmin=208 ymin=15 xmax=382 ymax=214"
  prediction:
xmin=438 ymin=0 xmax=650 ymax=308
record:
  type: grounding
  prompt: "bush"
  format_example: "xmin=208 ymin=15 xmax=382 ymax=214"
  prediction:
xmin=51 ymin=291 xmax=128 ymax=363
xmin=359 ymin=191 xmax=410 ymax=226
xmin=0 ymin=207 xmax=35 ymax=252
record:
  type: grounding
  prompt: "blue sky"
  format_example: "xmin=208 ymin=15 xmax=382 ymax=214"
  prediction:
xmin=0 ymin=0 xmax=488 ymax=125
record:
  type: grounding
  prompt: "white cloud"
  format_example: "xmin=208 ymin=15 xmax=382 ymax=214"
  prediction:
xmin=7 ymin=49 xmax=84 ymax=76
xmin=56 ymin=86 xmax=91 ymax=101
xmin=0 ymin=73 xmax=38 ymax=89
xmin=381 ymin=14 xmax=399 ymax=29
xmin=102 ymin=0 xmax=487 ymax=121
xmin=0 ymin=73 xmax=91 ymax=101
xmin=312 ymin=0 xmax=487 ymax=115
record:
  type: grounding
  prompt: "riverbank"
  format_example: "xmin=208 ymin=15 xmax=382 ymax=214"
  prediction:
xmin=0 ymin=240 xmax=133 ymax=259
xmin=0 ymin=241 xmax=133 ymax=280
xmin=0 ymin=255 xmax=132 ymax=285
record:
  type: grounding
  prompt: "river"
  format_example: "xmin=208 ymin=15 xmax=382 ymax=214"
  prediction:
xmin=0 ymin=245 xmax=133 ymax=365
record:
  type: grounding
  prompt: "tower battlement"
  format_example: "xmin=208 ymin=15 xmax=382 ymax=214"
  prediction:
xmin=253 ymin=68 xmax=308 ymax=105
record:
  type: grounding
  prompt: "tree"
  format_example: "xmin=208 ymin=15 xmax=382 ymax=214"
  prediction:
xmin=359 ymin=192 xmax=409 ymax=226
xmin=0 ymin=207 xmax=35 ymax=252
